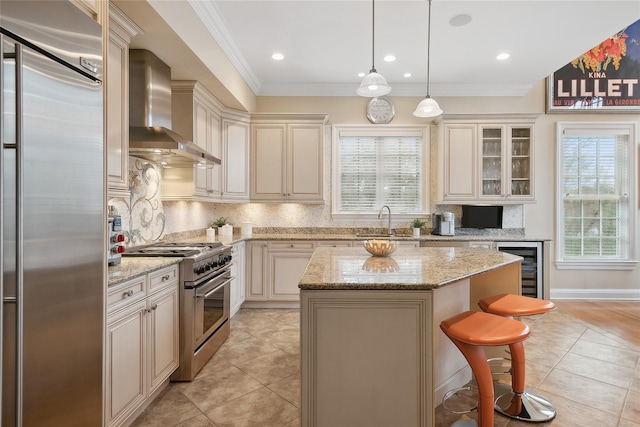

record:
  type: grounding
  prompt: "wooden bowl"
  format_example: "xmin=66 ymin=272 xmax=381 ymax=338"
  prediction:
xmin=363 ymin=239 xmax=398 ymax=257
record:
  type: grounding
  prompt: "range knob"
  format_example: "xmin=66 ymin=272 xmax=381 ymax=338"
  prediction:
xmin=111 ymin=245 xmax=125 ymax=254
xmin=111 ymin=234 xmax=125 ymax=243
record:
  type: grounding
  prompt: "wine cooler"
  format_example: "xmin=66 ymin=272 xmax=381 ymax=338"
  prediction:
xmin=495 ymin=242 xmax=543 ymax=299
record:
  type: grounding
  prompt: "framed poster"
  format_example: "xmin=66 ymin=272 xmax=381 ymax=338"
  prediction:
xmin=547 ymin=19 xmax=640 ymax=113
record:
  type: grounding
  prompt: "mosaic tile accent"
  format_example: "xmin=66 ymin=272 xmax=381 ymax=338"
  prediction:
xmin=108 ymin=158 xmax=166 ymax=246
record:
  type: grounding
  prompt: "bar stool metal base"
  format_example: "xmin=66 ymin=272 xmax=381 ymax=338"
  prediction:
xmin=495 ymin=389 xmax=556 ymax=422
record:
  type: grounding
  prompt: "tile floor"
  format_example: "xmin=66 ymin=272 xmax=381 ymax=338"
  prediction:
xmin=132 ymin=308 xmax=640 ymax=427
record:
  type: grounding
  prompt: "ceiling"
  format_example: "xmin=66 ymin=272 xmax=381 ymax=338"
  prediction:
xmin=116 ymin=1 xmax=640 ymax=99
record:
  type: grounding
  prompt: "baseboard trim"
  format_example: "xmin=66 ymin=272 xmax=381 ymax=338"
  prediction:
xmin=550 ymin=288 xmax=640 ymax=300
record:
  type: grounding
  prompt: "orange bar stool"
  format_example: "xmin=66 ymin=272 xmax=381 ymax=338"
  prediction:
xmin=440 ymin=311 xmax=530 ymax=427
xmin=478 ymin=293 xmax=556 ymax=422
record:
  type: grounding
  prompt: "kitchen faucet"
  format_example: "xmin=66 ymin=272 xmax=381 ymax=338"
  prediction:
xmin=378 ymin=205 xmax=393 ymax=236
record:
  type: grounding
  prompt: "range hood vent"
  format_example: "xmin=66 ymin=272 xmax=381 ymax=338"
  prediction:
xmin=128 ymin=49 xmax=221 ymax=168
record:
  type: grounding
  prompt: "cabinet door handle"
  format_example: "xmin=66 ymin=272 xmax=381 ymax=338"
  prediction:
xmin=145 ymin=304 xmax=158 ymax=313
xmin=123 ymin=290 xmax=134 ymax=298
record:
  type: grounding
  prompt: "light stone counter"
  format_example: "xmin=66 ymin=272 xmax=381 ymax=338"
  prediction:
xmin=299 ymin=246 xmax=523 ymax=427
xmin=108 ymin=258 xmax=181 ymax=287
xmin=298 ymin=246 xmax=522 ymax=290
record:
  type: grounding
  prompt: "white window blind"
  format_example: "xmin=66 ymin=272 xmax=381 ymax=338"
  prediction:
xmin=338 ymin=133 xmax=423 ymax=213
xmin=558 ymin=123 xmax=635 ymax=265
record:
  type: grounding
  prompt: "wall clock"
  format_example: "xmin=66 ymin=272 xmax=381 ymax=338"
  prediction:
xmin=366 ymin=97 xmax=395 ymax=124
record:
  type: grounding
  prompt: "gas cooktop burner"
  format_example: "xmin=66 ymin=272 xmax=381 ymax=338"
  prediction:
xmin=123 ymin=242 xmax=224 ymax=258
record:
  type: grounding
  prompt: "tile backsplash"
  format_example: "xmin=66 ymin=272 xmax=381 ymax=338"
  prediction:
xmin=109 ymin=158 xmax=166 ymax=246
xmin=109 ymin=157 xmax=526 ymax=246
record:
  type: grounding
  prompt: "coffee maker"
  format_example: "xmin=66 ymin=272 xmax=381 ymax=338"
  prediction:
xmin=432 ymin=212 xmax=455 ymax=236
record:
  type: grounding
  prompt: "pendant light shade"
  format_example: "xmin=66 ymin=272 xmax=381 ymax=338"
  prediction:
xmin=413 ymin=95 xmax=443 ymax=118
xmin=357 ymin=68 xmax=391 ymax=97
xmin=413 ymin=0 xmax=442 ymax=117
xmin=358 ymin=0 xmax=391 ymax=97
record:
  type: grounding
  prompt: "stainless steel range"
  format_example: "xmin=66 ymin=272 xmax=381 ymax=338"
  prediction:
xmin=124 ymin=242 xmax=233 ymax=381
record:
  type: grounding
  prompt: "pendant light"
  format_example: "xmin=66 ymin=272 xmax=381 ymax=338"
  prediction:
xmin=413 ymin=0 xmax=442 ymax=117
xmin=357 ymin=0 xmax=391 ymax=97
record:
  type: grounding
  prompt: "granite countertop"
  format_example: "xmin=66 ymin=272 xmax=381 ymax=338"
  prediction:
xmin=169 ymin=232 xmax=549 ymax=245
xmin=298 ymin=246 xmax=522 ymax=291
xmin=108 ymin=228 xmax=543 ymax=287
xmin=108 ymin=258 xmax=181 ymax=287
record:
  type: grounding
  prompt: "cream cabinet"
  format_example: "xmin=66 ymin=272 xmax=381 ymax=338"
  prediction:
xmin=105 ymin=4 xmax=141 ymax=198
xmin=164 ymin=81 xmax=223 ymax=201
xmin=105 ymin=264 xmax=179 ymax=427
xmin=437 ymin=116 xmax=536 ymax=204
xmin=269 ymin=241 xmax=315 ymax=301
xmin=250 ymin=114 xmax=327 ymax=203
xmin=245 ymin=240 xmax=316 ymax=304
xmin=71 ymin=0 xmax=100 ymax=19
xmin=230 ymin=241 xmax=246 ymax=317
xmin=221 ymin=111 xmax=251 ymax=201
xmin=246 ymin=241 xmax=268 ymax=301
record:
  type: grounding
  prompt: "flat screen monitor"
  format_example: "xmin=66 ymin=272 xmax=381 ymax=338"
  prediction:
xmin=461 ymin=205 xmax=503 ymax=229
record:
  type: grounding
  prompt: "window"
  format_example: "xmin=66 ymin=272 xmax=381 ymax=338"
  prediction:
xmin=556 ymin=122 xmax=637 ymax=269
xmin=332 ymin=126 xmax=429 ymax=218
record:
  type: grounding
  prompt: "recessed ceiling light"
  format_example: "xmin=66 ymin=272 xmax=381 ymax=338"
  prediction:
xmin=271 ymin=53 xmax=284 ymax=60
xmin=496 ymin=53 xmax=510 ymax=60
xmin=358 ymin=72 xmax=365 ymax=78
xmin=404 ymin=73 xmax=412 ymax=78
xmin=449 ymin=14 xmax=472 ymax=27
xmin=383 ymin=55 xmax=396 ymax=62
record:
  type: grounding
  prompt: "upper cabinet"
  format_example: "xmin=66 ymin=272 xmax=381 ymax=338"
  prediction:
xmin=221 ymin=110 xmax=251 ymax=202
xmin=164 ymin=81 xmax=223 ymax=201
xmin=435 ymin=115 xmax=537 ymax=204
xmin=105 ymin=4 xmax=142 ymax=198
xmin=250 ymin=114 xmax=328 ymax=203
xmin=163 ymin=82 xmax=249 ymax=202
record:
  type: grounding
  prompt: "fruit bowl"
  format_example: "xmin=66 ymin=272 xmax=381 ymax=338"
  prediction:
xmin=363 ymin=239 xmax=398 ymax=257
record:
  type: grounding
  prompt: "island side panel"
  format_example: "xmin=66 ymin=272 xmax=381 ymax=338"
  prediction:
xmin=469 ymin=261 xmax=523 ymax=307
xmin=432 ymin=279 xmax=473 ymax=405
xmin=301 ymin=290 xmax=433 ymax=427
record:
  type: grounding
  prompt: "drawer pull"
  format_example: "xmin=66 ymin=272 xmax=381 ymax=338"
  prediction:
xmin=123 ymin=290 xmax=134 ymax=298
xmin=161 ymin=274 xmax=171 ymax=281
xmin=145 ymin=304 xmax=158 ymax=313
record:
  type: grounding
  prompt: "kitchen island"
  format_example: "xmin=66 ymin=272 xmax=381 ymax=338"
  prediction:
xmin=298 ymin=246 xmax=522 ymax=427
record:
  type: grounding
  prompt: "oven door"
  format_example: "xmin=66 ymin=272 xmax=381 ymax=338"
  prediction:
xmin=193 ymin=271 xmax=232 ymax=349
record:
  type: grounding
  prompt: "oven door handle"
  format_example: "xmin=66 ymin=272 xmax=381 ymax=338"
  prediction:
xmin=197 ymin=277 xmax=235 ymax=299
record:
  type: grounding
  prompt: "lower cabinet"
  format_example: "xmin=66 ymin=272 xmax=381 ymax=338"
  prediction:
xmin=269 ymin=241 xmax=315 ymax=301
xmin=246 ymin=241 xmax=315 ymax=304
xmin=230 ymin=241 xmax=246 ymax=317
xmin=105 ymin=264 xmax=179 ymax=427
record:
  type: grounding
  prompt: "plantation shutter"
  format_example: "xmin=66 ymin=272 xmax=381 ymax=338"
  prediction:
xmin=561 ymin=128 xmax=630 ymax=259
xmin=338 ymin=130 xmax=423 ymax=213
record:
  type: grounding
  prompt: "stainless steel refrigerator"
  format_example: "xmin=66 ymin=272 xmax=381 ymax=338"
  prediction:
xmin=1 ymin=2 xmax=104 ymax=425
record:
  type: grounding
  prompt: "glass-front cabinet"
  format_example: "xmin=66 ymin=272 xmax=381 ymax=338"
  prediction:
xmin=479 ymin=125 xmax=533 ymax=200
xmin=480 ymin=126 xmax=503 ymax=197
xmin=439 ymin=117 xmax=536 ymax=204
xmin=509 ymin=127 xmax=532 ymax=197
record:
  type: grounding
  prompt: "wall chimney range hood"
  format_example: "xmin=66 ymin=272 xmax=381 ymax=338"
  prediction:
xmin=128 ymin=49 xmax=221 ymax=168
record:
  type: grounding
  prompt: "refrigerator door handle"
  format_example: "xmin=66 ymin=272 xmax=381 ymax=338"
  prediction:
xmin=1 ymin=37 xmax=24 ymax=426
